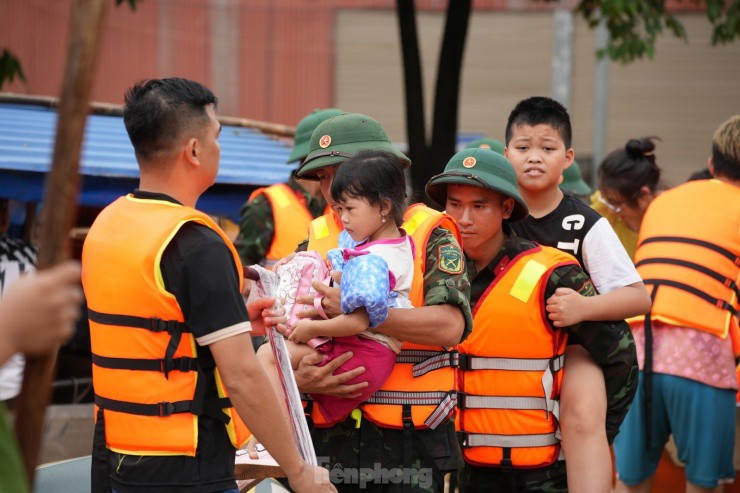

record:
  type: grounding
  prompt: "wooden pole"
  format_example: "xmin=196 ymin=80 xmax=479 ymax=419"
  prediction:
xmin=13 ymin=0 xmax=108 ymax=486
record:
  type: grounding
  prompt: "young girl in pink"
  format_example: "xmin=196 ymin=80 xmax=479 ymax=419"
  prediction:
xmin=258 ymin=149 xmax=413 ymax=425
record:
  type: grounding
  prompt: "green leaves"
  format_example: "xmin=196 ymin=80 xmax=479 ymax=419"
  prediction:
xmin=566 ymin=0 xmax=740 ymax=62
xmin=0 ymin=49 xmax=26 ymax=91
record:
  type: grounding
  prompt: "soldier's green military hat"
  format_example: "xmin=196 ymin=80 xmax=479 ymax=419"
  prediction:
xmin=288 ymin=108 xmax=344 ymax=163
xmin=560 ymin=159 xmax=592 ymax=196
xmin=464 ymin=137 xmax=505 ymax=155
xmin=297 ymin=113 xmax=410 ymax=180
xmin=426 ymin=148 xmax=529 ymax=221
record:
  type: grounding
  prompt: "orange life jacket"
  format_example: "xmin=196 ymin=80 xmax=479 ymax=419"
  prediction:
xmin=249 ymin=183 xmax=329 ymax=267
xmin=632 ymin=180 xmax=739 ymax=345
xmin=306 ymin=203 xmax=463 ymax=430
xmin=456 ymin=245 xmax=577 ymax=468
xmin=82 ymin=195 xmax=250 ymax=456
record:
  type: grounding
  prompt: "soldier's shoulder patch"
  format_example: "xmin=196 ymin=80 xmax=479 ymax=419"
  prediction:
xmin=437 ymin=243 xmax=464 ymax=274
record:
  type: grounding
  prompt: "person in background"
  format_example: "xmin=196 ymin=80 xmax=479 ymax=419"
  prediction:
xmin=465 ymin=137 xmax=505 ymax=154
xmin=0 ymin=198 xmax=38 ymax=405
xmin=504 ymin=96 xmax=647 ymax=493
xmin=560 ymin=159 xmax=592 ymax=201
xmin=597 ymin=137 xmax=664 ymax=235
xmin=236 ymin=108 xmax=341 ymax=268
xmin=613 ymin=115 xmax=740 ymax=493
xmin=593 ymin=138 xmax=663 ymax=258
xmin=0 ymin=260 xmax=82 ymax=493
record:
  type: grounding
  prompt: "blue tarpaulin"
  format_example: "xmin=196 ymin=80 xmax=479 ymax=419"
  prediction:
xmin=0 ymin=103 xmax=296 ymax=220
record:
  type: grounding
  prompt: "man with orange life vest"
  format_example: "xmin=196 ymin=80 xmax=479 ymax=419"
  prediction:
xmin=82 ymin=78 xmax=333 ymax=493
xmin=424 ymin=148 xmax=637 ymax=492
xmin=612 ymin=115 xmax=740 ymax=493
xmin=235 ymin=109 xmax=341 ymax=268
xmin=281 ymin=112 xmax=473 ymax=492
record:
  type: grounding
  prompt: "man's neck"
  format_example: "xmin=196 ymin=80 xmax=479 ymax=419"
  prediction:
xmin=520 ymin=187 xmax=564 ymax=218
xmin=468 ymin=231 xmax=507 ymax=273
xmin=138 ymin=175 xmax=200 ymax=208
xmin=715 ymin=174 xmax=740 ymax=188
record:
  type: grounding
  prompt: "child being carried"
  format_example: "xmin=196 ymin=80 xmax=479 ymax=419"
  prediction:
xmin=257 ymin=149 xmax=413 ymax=425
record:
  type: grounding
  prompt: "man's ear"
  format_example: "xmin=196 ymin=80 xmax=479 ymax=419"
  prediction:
xmin=708 ymin=156 xmax=715 ymax=176
xmin=185 ymin=138 xmax=199 ymax=167
xmin=502 ymin=198 xmax=515 ymax=220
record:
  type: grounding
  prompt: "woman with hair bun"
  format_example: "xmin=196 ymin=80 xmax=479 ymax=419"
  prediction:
xmin=597 ymin=137 xmax=664 ymax=234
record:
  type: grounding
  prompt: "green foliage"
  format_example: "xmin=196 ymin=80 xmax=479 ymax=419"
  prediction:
xmin=569 ymin=0 xmax=740 ymax=62
xmin=0 ymin=49 xmax=26 ymax=91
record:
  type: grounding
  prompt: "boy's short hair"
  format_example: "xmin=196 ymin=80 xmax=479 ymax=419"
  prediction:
xmin=505 ymin=96 xmax=572 ymax=149
xmin=123 ymin=78 xmax=217 ymax=162
xmin=711 ymin=115 xmax=740 ymax=181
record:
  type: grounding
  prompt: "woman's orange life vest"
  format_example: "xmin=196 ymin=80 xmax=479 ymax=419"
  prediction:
xmin=82 ymin=195 xmax=250 ymax=456
xmin=632 ymin=179 xmax=739 ymax=346
xmin=306 ymin=203 xmax=463 ymax=430
xmin=249 ymin=183 xmax=330 ymax=266
xmin=456 ymin=245 xmax=577 ymax=468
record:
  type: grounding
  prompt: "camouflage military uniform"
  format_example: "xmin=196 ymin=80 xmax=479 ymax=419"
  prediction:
xmin=235 ymin=176 xmax=326 ymax=265
xmin=462 ymin=227 xmax=638 ymax=492
xmin=307 ymin=226 xmax=473 ymax=493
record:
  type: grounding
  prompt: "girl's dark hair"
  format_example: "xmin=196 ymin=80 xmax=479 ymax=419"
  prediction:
xmin=598 ymin=136 xmax=662 ymax=205
xmin=331 ymin=149 xmax=407 ymax=226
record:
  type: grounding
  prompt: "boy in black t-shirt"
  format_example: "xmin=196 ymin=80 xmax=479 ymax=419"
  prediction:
xmin=504 ymin=97 xmax=649 ymax=493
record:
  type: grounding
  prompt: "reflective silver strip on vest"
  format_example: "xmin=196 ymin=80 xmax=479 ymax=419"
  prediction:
xmin=462 ymin=395 xmax=549 ymax=411
xmin=465 ymin=354 xmax=564 ymax=372
xmin=398 ymin=350 xmax=458 ymax=378
xmin=462 ymin=432 xmax=560 ymax=449
xmin=365 ymin=390 xmax=456 ymax=430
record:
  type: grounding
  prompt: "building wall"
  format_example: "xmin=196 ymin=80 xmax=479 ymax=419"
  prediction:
xmin=2 ymin=1 xmax=738 ymax=184
xmin=336 ymin=9 xmax=740 ymax=185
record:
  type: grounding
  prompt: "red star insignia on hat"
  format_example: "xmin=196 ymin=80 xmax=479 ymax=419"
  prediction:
xmin=463 ymin=157 xmax=476 ymax=168
xmin=479 ymin=144 xmax=491 ymax=149
xmin=319 ymin=135 xmax=332 ymax=148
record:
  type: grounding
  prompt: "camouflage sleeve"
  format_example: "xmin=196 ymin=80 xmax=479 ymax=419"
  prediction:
xmin=423 ymin=227 xmax=473 ymax=343
xmin=547 ymin=264 xmax=639 ymax=443
xmin=234 ymin=194 xmax=275 ymax=266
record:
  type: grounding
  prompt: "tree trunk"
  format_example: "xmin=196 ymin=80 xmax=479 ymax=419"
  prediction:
xmin=396 ymin=0 xmax=428 ymax=202
xmin=428 ymin=0 xmax=472 ymax=189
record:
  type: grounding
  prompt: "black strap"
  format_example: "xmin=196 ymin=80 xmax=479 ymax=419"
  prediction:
xmin=95 ymin=394 xmax=195 ymax=417
xmin=88 ymin=308 xmax=189 ymax=334
xmin=91 ymin=407 xmax=110 ymax=493
xmin=402 ymin=404 xmax=414 ymax=493
xmin=643 ymin=286 xmax=657 ymax=451
xmin=637 ymin=258 xmax=740 ymax=299
xmin=94 ymin=393 xmax=232 ymax=420
xmin=644 ymin=279 xmax=738 ymax=316
xmin=500 ymin=447 xmax=513 ymax=470
xmin=640 ymin=236 xmax=740 ymax=264
xmin=92 ymin=354 xmax=199 ymax=373
xmin=301 ymin=150 xmax=355 ymax=168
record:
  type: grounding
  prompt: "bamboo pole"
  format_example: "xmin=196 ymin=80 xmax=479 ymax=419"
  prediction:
xmin=13 ymin=0 xmax=109 ymax=486
xmin=0 ymin=92 xmax=296 ymax=138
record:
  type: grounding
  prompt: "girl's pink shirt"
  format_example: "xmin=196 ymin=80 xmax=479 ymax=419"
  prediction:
xmin=632 ymin=321 xmax=737 ymax=390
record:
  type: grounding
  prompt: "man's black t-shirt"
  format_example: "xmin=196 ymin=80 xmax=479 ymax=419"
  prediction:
xmin=107 ymin=191 xmax=249 ymax=493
